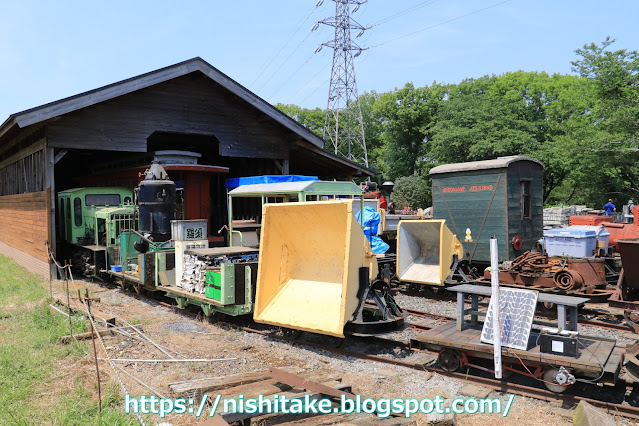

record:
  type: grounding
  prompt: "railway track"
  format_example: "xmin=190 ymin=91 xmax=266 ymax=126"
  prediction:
xmin=72 ymin=282 xmax=639 ymax=421
xmin=229 ymin=322 xmax=639 ymax=420
xmin=150 ymin=300 xmax=639 ymax=420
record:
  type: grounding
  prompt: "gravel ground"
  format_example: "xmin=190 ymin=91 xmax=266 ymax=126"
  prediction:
xmin=47 ymin=278 xmax=638 ymax=425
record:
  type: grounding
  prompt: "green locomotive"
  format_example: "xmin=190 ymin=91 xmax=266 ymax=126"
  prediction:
xmin=57 ymin=187 xmax=136 ymax=277
xmin=55 ymin=169 xmax=404 ymax=338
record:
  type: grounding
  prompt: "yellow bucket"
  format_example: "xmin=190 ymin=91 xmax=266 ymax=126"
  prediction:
xmin=254 ymin=200 xmax=377 ymax=337
xmin=396 ymin=220 xmax=463 ymax=286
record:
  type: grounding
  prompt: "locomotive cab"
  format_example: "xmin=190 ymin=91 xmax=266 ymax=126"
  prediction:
xmin=57 ymin=187 xmax=135 ymax=277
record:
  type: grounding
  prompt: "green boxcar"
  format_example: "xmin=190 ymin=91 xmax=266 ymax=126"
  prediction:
xmin=430 ymin=156 xmax=544 ymax=263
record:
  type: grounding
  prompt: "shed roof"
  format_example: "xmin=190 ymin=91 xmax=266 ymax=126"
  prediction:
xmin=0 ymin=57 xmax=373 ymax=177
xmin=429 ymin=156 xmax=544 ymax=175
xmin=228 ymin=180 xmax=362 ymax=197
xmin=0 ymin=57 xmax=324 ymax=148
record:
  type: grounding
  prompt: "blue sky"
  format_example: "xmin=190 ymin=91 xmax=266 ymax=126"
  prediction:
xmin=1 ymin=1 xmax=638 ymax=121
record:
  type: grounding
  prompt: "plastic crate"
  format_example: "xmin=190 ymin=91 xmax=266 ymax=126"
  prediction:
xmin=544 ymin=227 xmax=597 ymax=257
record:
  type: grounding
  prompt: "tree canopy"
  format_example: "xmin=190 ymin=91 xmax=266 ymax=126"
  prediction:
xmin=275 ymin=38 xmax=639 ymax=208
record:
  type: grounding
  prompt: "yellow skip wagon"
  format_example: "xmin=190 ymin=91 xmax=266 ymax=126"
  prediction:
xmin=253 ymin=200 xmax=404 ymax=338
xmin=396 ymin=220 xmax=464 ymax=286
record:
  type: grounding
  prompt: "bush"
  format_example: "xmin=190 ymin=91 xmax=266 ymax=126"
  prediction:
xmin=391 ymin=175 xmax=431 ymax=210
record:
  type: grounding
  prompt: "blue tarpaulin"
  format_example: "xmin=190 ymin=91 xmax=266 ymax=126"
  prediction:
xmin=356 ymin=206 xmax=390 ymax=254
xmin=225 ymin=175 xmax=319 ymax=189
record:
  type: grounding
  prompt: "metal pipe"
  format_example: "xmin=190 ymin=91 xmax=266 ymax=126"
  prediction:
xmin=490 ymin=236 xmax=502 ymax=379
xmin=97 ymin=357 xmax=238 ymax=363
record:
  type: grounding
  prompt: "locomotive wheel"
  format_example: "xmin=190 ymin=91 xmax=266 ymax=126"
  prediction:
xmin=438 ymin=349 xmax=461 ymax=372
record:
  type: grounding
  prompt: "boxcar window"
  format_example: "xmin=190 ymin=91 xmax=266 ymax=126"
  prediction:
xmin=74 ymin=198 xmax=82 ymax=226
xmin=85 ymin=194 xmax=121 ymax=206
xmin=521 ymin=181 xmax=531 ymax=219
xmin=66 ymin=198 xmax=70 ymax=220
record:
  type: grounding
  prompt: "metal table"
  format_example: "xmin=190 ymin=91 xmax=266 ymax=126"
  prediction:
xmin=448 ymin=284 xmax=590 ymax=331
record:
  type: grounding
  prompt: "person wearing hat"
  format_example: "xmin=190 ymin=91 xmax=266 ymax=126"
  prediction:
xmin=603 ymin=199 xmax=616 ymax=216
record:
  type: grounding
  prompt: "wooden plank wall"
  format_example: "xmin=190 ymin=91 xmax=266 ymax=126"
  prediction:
xmin=507 ymin=162 xmax=544 ymax=258
xmin=46 ymin=72 xmax=291 ymax=159
xmin=0 ymin=190 xmax=51 ymax=277
xmin=0 ymin=140 xmax=46 ymax=196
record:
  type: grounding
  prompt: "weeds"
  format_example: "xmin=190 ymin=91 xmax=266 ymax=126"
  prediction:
xmin=0 ymin=256 xmax=134 ymax=424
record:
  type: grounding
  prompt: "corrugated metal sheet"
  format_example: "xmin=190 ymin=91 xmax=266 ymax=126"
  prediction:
xmin=429 ymin=156 xmax=544 ymax=175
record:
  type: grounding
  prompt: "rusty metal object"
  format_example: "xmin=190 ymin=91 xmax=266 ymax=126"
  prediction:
xmin=553 ymin=269 xmax=584 ymax=291
xmin=624 ymin=310 xmax=639 ymax=334
xmin=569 ymin=214 xmax=613 ymax=226
xmin=617 ymin=239 xmax=639 ymax=293
xmin=269 ymin=367 xmax=354 ymax=399
xmin=483 ymin=251 xmax=606 ymax=291
xmin=569 ymin=210 xmax=639 ymax=251
xmin=625 ymin=342 xmax=639 ymax=383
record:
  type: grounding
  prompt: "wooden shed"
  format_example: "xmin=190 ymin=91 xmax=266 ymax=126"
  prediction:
xmin=0 ymin=57 xmax=372 ymax=278
xmin=430 ymin=156 xmax=544 ymax=264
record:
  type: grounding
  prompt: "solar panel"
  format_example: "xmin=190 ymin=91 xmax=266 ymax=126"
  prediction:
xmin=480 ymin=288 xmax=538 ymax=350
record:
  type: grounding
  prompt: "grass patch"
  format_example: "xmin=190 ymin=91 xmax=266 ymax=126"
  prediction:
xmin=0 ymin=255 xmax=136 ymax=425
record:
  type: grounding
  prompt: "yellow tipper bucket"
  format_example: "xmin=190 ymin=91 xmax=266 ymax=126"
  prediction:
xmin=254 ymin=200 xmax=377 ymax=338
xmin=397 ymin=220 xmax=463 ymax=286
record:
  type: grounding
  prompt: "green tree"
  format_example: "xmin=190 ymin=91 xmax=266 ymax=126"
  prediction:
xmin=275 ymin=103 xmax=326 ymax=138
xmin=568 ymin=37 xmax=639 ymax=205
xmin=390 ymin=175 xmax=431 ymax=210
xmin=429 ymin=76 xmax=540 ymax=164
xmin=373 ymin=83 xmax=445 ymax=180
xmin=359 ymin=90 xmax=383 ymax=170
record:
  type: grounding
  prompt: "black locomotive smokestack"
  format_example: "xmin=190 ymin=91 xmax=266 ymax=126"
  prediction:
xmin=137 ymin=161 xmax=176 ymax=242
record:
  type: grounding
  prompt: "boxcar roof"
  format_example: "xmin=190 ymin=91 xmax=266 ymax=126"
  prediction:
xmin=429 ymin=156 xmax=544 ymax=175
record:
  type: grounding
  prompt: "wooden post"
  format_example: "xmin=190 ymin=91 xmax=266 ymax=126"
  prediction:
xmin=65 ymin=261 xmax=73 ymax=340
xmin=45 ymin=144 xmax=57 ymax=280
xmin=84 ymin=289 xmax=102 ymax=413
xmin=456 ymin=291 xmax=464 ymax=331
xmin=281 ymin=159 xmax=290 ymax=175
xmin=490 ymin=237 xmax=502 ymax=379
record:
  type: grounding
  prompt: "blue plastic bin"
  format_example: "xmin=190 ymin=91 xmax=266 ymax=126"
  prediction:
xmin=543 ymin=227 xmax=597 ymax=257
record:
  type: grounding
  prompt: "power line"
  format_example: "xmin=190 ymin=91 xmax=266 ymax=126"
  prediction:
xmin=299 ymin=77 xmax=331 ymax=106
xmin=369 ymin=0 xmax=441 ymax=27
xmin=283 ymin=59 xmax=331 ymax=104
xmin=267 ymin=50 xmax=320 ymax=99
xmin=369 ymin=0 xmax=513 ymax=48
xmin=255 ymin=29 xmax=321 ymax=94
xmin=250 ymin=1 xmax=325 ymax=89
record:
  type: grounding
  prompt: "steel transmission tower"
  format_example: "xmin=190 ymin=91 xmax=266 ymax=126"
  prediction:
xmin=317 ymin=0 xmax=369 ymax=166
